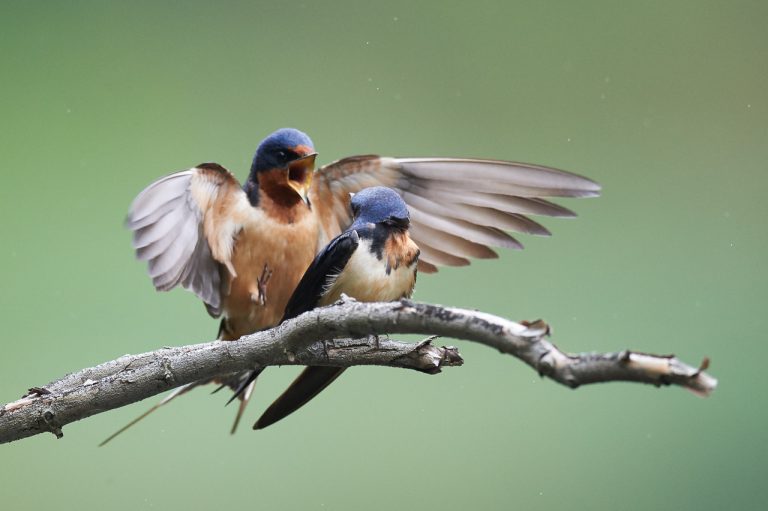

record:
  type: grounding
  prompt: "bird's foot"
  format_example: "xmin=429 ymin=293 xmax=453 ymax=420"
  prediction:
xmin=372 ymin=334 xmax=391 ymax=351
xmin=252 ymin=263 xmax=274 ymax=306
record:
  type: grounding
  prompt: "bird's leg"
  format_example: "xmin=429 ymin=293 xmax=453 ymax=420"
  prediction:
xmin=372 ymin=334 xmax=391 ymax=351
xmin=252 ymin=263 xmax=274 ymax=306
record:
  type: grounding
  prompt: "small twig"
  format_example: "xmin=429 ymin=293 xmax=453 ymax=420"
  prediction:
xmin=0 ymin=300 xmax=717 ymax=445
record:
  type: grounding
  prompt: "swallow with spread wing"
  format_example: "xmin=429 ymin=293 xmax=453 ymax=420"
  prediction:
xmin=101 ymin=128 xmax=600 ymax=444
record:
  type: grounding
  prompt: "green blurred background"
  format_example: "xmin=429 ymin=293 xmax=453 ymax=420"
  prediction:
xmin=1 ymin=1 xmax=765 ymax=509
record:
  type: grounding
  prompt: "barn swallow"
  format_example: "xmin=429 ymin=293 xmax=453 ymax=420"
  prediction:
xmin=250 ymin=186 xmax=419 ymax=429
xmin=102 ymin=127 xmax=600 ymax=443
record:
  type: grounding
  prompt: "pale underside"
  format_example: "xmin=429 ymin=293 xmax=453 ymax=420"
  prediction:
xmin=320 ymin=237 xmax=418 ymax=306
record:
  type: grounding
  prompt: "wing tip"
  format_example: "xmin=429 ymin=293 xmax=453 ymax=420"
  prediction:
xmin=576 ymin=188 xmax=601 ymax=198
xmin=252 ymin=418 xmax=270 ymax=430
xmin=564 ymin=175 xmax=601 ymax=195
xmin=252 ymin=367 xmax=345 ymax=430
xmin=495 ymin=233 xmax=523 ymax=250
xmin=542 ymin=188 xmax=601 ymax=199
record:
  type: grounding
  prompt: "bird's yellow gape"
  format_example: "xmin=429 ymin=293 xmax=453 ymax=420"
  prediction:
xmin=286 ymin=152 xmax=316 ymax=205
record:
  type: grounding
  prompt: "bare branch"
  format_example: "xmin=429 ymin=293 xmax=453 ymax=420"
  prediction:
xmin=0 ymin=299 xmax=717 ymax=445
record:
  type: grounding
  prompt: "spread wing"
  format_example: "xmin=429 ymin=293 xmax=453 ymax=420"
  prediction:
xmin=309 ymin=156 xmax=601 ymax=273
xmin=126 ymin=163 xmax=252 ymax=317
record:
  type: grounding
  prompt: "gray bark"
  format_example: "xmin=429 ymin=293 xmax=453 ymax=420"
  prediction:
xmin=0 ymin=299 xmax=717 ymax=444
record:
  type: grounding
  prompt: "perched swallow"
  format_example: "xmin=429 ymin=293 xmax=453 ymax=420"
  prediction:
xmin=102 ymin=127 xmax=599 ymax=443
xmin=251 ymin=186 xmax=419 ymax=429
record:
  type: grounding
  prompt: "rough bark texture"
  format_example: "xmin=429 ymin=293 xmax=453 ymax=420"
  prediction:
xmin=0 ymin=299 xmax=717 ymax=444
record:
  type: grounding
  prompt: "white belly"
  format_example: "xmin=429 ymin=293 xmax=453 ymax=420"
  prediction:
xmin=321 ymin=239 xmax=416 ymax=305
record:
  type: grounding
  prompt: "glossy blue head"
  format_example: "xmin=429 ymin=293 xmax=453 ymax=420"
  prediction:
xmin=350 ymin=187 xmax=410 ymax=228
xmin=250 ymin=128 xmax=315 ymax=174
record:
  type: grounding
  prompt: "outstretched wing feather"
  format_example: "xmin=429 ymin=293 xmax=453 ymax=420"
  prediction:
xmin=311 ymin=156 xmax=599 ymax=271
xmin=126 ymin=164 xmax=249 ymax=316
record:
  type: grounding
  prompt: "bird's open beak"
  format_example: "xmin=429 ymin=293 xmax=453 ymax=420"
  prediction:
xmin=287 ymin=152 xmax=317 ymax=205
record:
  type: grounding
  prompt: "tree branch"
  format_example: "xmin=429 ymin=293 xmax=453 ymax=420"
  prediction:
xmin=0 ymin=299 xmax=717 ymax=444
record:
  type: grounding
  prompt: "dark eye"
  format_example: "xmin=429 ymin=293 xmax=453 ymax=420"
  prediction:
xmin=385 ymin=216 xmax=408 ymax=229
xmin=277 ymin=151 xmax=287 ymax=160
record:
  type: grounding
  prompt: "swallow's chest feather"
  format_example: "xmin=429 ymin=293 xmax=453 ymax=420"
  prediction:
xmin=321 ymin=236 xmax=418 ymax=306
xmin=222 ymin=208 xmax=319 ymax=337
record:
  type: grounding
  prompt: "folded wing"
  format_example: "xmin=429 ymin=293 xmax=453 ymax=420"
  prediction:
xmin=253 ymin=230 xmax=360 ymax=429
xmin=310 ymin=156 xmax=600 ymax=273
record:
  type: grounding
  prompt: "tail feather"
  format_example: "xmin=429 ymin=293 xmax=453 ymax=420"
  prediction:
xmin=226 ymin=368 xmax=264 ymax=406
xmin=99 ymin=318 xmax=267 ymax=444
xmin=254 ymin=367 xmax=346 ymax=430
xmin=98 ymin=380 xmax=208 ymax=446
xmin=210 ymin=382 xmax=229 ymax=394
xmin=230 ymin=379 xmax=256 ymax=434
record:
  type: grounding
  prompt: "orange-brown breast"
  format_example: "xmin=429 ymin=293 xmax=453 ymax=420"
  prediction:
xmin=385 ymin=231 xmax=420 ymax=274
xmin=219 ymin=205 xmax=319 ymax=340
